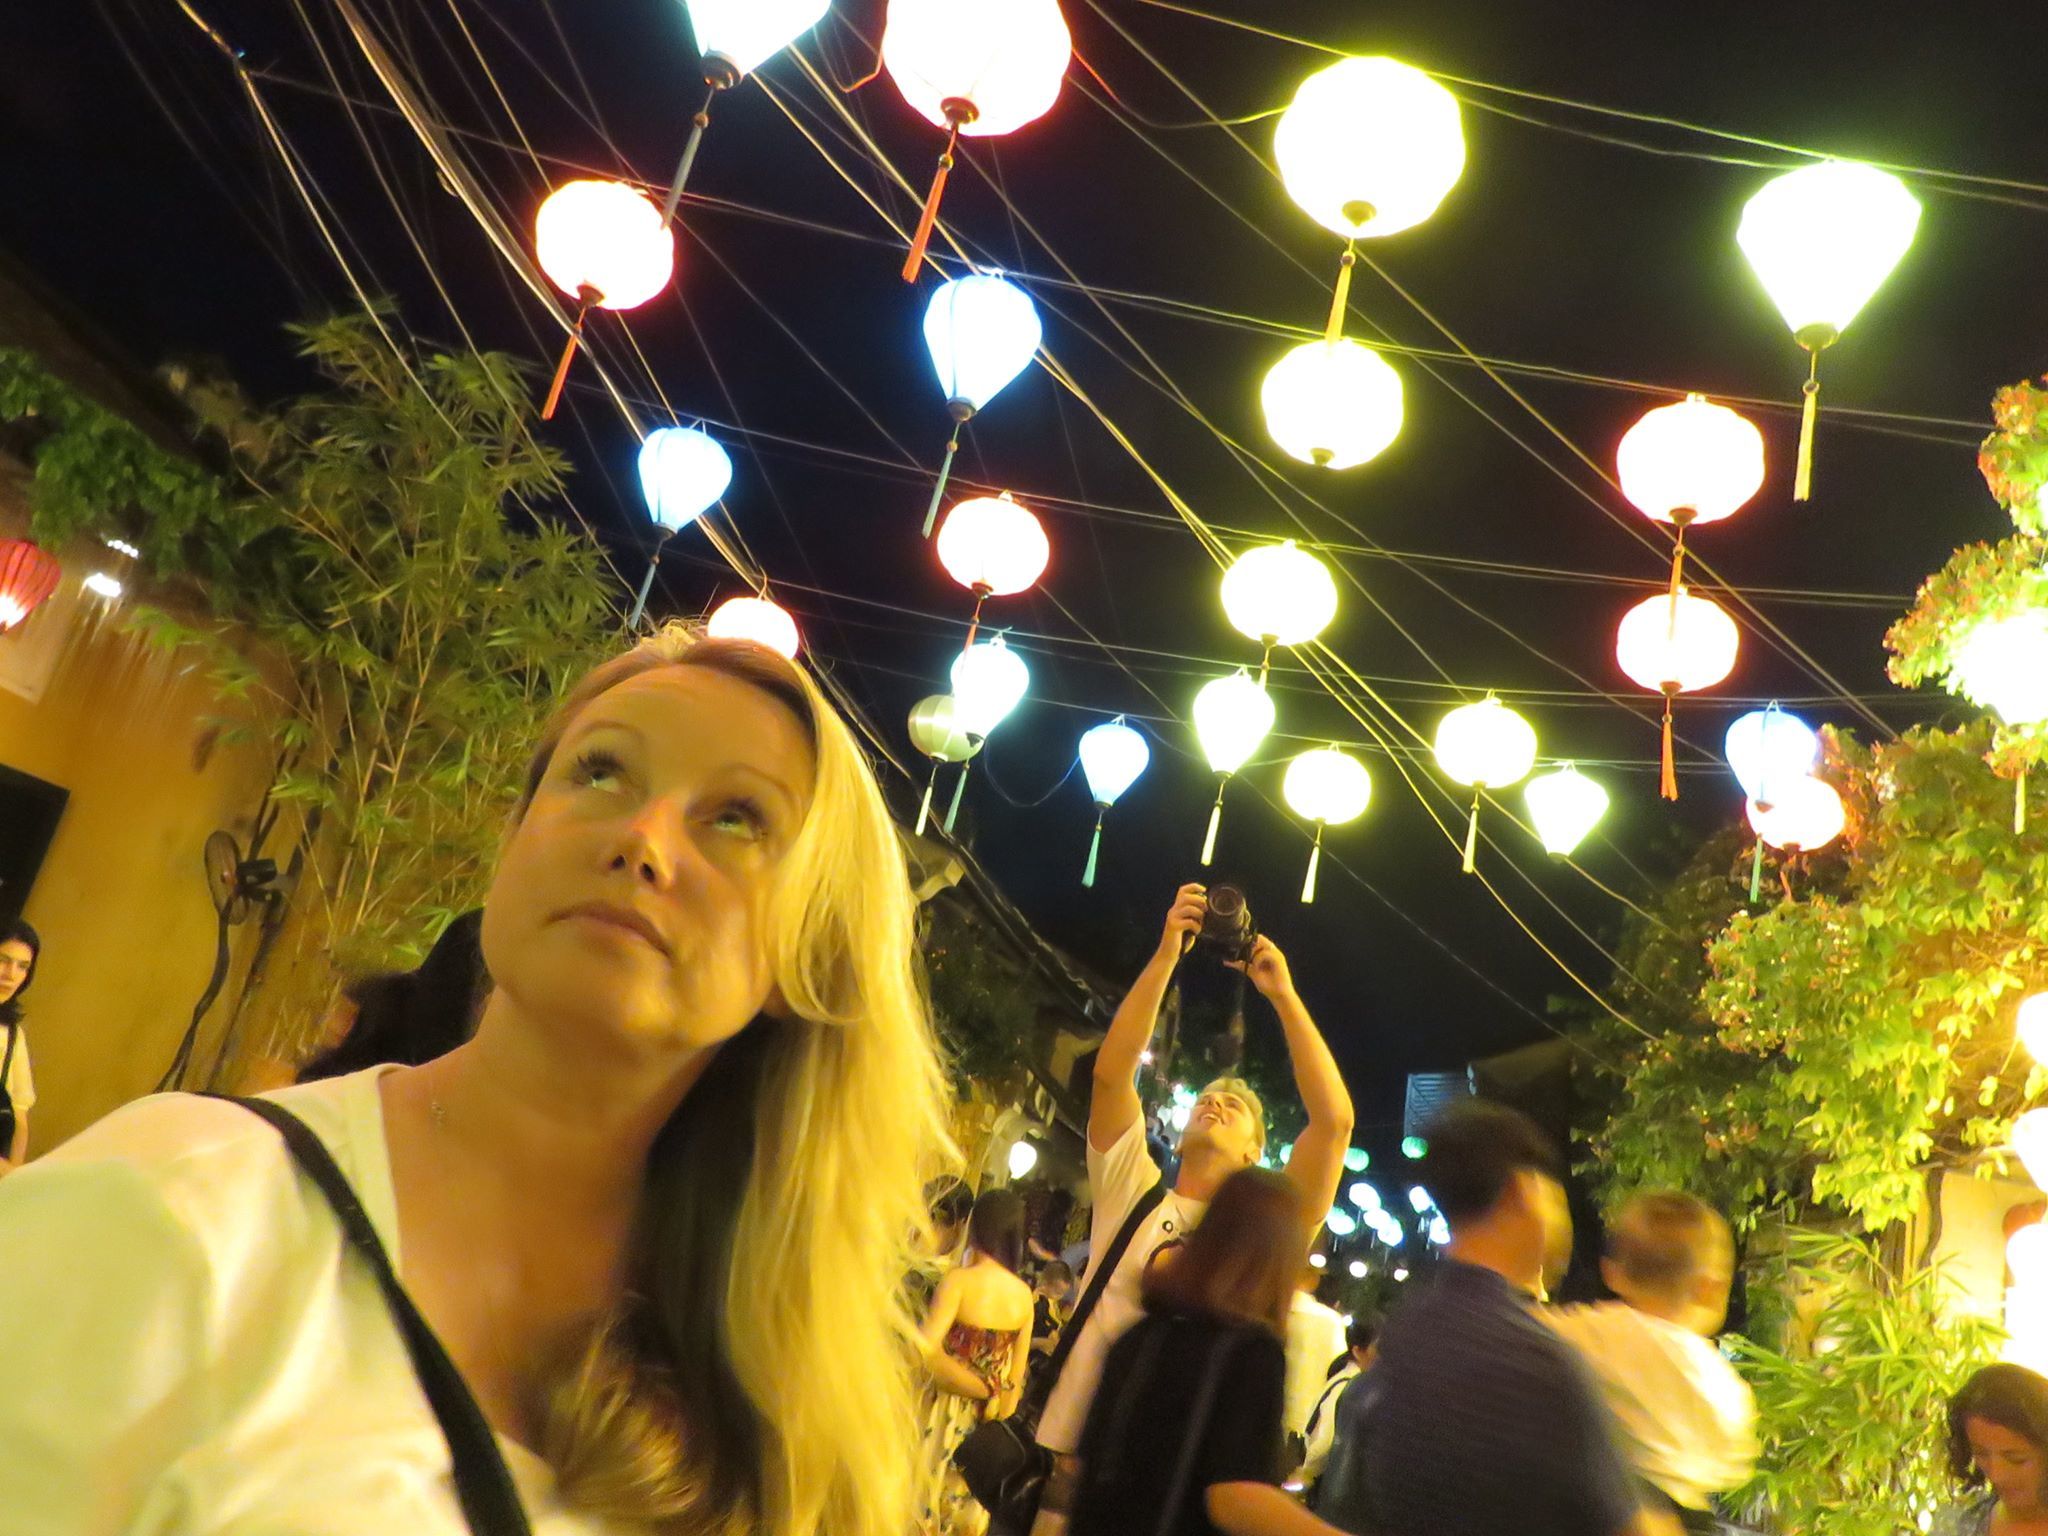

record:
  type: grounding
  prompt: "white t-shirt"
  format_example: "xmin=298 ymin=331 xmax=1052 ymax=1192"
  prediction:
xmin=1283 ymin=1291 xmax=1349 ymax=1441
xmin=1545 ymin=1301 xmax=1759 ymax=1512
xmin=1035 ymin=1118 xmax=1206 ymax=1454
xmin=3 ymin=1021 xmax=33 ymax=1115
xmin=0 ymin=1065 xmax=642 ymax=1535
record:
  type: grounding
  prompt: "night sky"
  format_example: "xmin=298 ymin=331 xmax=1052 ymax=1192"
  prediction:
xmin=6 ymin=0 xmax=2044 ymax=1156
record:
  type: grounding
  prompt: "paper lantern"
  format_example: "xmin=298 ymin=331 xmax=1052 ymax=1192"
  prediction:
xmin=1007 ymin=1139 xmax=1039 ymax=1179
xmin=1192 ymin=669 xmax=1276 ymax=866
xmin=918 ymin=274 xmax=1043 ymax=536
xmin=1737 ymin=161 xmax=1921 ymax=501
xmin=1524 ymin=764 xmax=1609 ymax=857
xmin=1618 ymin=395 xmax=1765 ymax=529
xmin=683 ymin=0 xmax=828 ymax=78
xmin=1283 ymin=747 xmax=1372 ymax=902
xmin=0 ymin=539 xmax=61 ymax=632
xmin=534 ymin=181 xmax=675 ymax=419
xmin=2012 ymin=1223 xmax=2048 ymax=1290
xmin=1274 ymin=57 xmax=1465 ymax=240
xmin=909 ymin=694 xmax=984 ymax=837
xmin=1725 ymin=705 xmax=1820 ymax=812
xmin=1953 ymin=612 xmax=2048 ymax=728
xmin=706 ymin=595 xmax=800 ymax=660
xmin=637 ymin=427 xmax=732 ymax=536
xmin=1077 ymin=717 xmax=1150 ymax=887
xmin=882 ymin=0 xmax=1072 ymax=279
xmin=1325 ymin=1208 xmax=1358 ymax=1237
xmin=1616 ymin=588 xmax=1740 ymax=801
xmin=2019 ymin=992 xmax=2048 ymax=1064
xmin=950 ymin=634 xmax=1030 ymax=738
xmin=936 ymin=492 xmax=1050 ymax=640
xmin=1261 ymin=339 xmax=1404 ymax=470
xmin=1349 ymin=1182 xmax=1381 ymax=1211
xmin=1221 ymin=541 xmax=1338 ymax=656
xmin=1746 ymin=776 xmax=1845 ymax=853
xmin=1407 ymin=1185 xmax=1432 ymax=1214
xmin=1434 ymin=696 xmax=1538 ymax=873
xmin=1342 ymin=1146 xmax=1371 ymax=1172
xmin=2018 ymin=1110 xmax=2048 ymax=1189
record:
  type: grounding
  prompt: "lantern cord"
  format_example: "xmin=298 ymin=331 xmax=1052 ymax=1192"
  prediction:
xmin=1257 ymin=641 xmax=1274 ymax=688
xmin=1200 ymin=780 xmax=1226 ymax=866
xmin=1323 ymin=241 xmax=1356 ymax=344
xmin=944 ymin=759 xmax=972 ymax=834
xmin=902 ymin=120 xmax=963 ymax=284
xmin=1659 ymin=693 xmax=1679 ymax=801
xmin=922 ymin=429 xmax=962 ymax=537
xmin=1302 ymin=825 xmax=1324 ymax=904
xmin=915 ymin=765 xmax=939 ymax=837
xmin=661 ymin=78 xmax=724 ymax=227
xmin=2019 ymin=767 xmax=2029 ymax=837
xmin=1461 ymin=790 xmax=1481 ymax=875
xmin=1082 ymin=809 xmax=1106 ymax=888
xmin=963 ymin=588 xmax=990 ymax=651
xmin=1666 ymin=522 xmax=1687 ymax=603
xmin=1748 ymin=838 xmax=1765 ymax=904
xmin=626 ymin=542 xmax=663 ymax=630
xmin=1794 ymin=345 xmax=1822 ymax=503
xmin=540 ymin=287 xmax=595 ymax=421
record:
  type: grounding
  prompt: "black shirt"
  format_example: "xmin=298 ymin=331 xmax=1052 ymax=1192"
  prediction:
xmin=1360 ymin=1260 xmax=1641 ymax=1536
xmin=1071 ymin=1312 xmax=1288 ymax=1536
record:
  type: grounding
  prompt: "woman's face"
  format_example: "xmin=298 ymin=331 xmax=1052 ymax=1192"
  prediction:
xmin=481 ymin=665 xmax=815 ymax=1059
xmin=0 ymin=940 xmax=33 ymax=1007
xmin=1967 ymin=1415 xmax=2048 ymax=1515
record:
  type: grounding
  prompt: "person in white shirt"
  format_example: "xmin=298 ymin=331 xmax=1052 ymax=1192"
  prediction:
xmin=1298 ymin=1316 xmax=1376 ymax=1496
xmin=1030 ymin=882 xmax=1353 ymax=1536
xmin=1546 ymin=1191 xmax=1759 ymax=1532
xmin=0 ymin=625 xmax=954 ymax=1536
xmin=1283 ymin=1267 xmax=1349 ymax=1450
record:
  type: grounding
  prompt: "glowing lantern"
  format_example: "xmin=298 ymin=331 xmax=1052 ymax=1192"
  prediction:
xmin=1283 ymin=747 xmax=1372 ymax=903
xmin=1261 ymin=339 xmax=1404 ymax=470
xmin=1737 ymin=161 xmax=1921 ymax=501
xmin=882 ymin=0 xmax=1072 ymax=281
xmin=1343 ymin=1147 xmax=1371 ymax=1172
xmin=936 ymin=492 xmax=1050 ymax=644
xmin=0 ymin=539 xmax=62 ymax=632
xmin=1221 ymin=541 xmax=1338 ymax=671
xmin=2018 ymin=992 xmax=2048 ymax=1064
xmin=665 ymin=0 xmax=831 ymax=220
xmin=1746 ymin=776 xmax=1845 ymax=853
xmin=1192 ymin=670 xmax=1276 ymax=866
xmin=1434 ymin=696 xmax=1538 ymax=873
xmin=1348 ymin=1259 xmax=1369 ymax=1280
xmin=706 ymin=595 xmax=801 ymax=660
xmin=1007 ymin=1139 xmax=1039 ymax=1179
xmin=1725 ymin=704 xmax=1820 ymax=813
xmin=1618 ymin=394 xmax=1765 ymax=601
xmin=534 ymin=181 xmax=675 ymax=419
xmin=2012 ymin=1223 xmax=2048 ymax=1290
xmin=950 ymin=634 xmax=1030 ymax=738
xmin=1349 ymin=1182 xmax=1381 ymax=1210
xmin=1401 ymin=1135 xmax=1427 ymax=1159
xmin=1953 ymin=612 xmax=2048 ymax=728
xmin=1273 ymin=56 xmax=1465 ymax=343
xmin=909 ymin=694 xmax=984 ymax=836
xmin=628 ymin=426 xmax=734 ymax=628
xmin=920 ymin=274 xmax=1043 ymax=535
xmin=1077 ymin=717 xmax=1150 ymax=888
xmin=1524 ymin=763 xmax=1609 ymax=857
xmin=1325 ymin=1208 xmax=1358 ymax=1237
xmin=1616 ymin=588 xmax=1740 ymax=802
xmin=2017 ymin=1109 xmax=2048 ymax=1189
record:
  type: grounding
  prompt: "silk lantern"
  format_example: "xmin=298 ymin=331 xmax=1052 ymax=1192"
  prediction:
xmin=1273 ymin=57 xmax=1464 ymax=342
xmin=2011 ymin=1222 xmax=2048 ymax=1290
xmin=630 ymin=426 xmax=733 ymax=628
xmin=1221 ymin=541 xmax=1338 ymax=679
xmin=1077 ymin=716 xmax=1150 ymax=887
xmin=1737 ymin=161 xmax=1921 ymax=501
xmin=1283 ymin=747 xmax=1371 ymax=903
xmin=882 ymin=0 xmax=1072 ymax=281
xmin=665 ymin=0 xmax=831 ymax=222
xmin=1524 ymin=763 xmax=1609 ymax=857
xmin=1193 ymin=669 xmax=1275 ymax=866
xmin=2016 ymin=1108 xmax=2048 ymax=1188
xmin=920 ymin=274 xmax=1042 ymax=535
xmin=1725 ymin=703 xmax=1819 ymax=812
xmin=1616 ymin=587 xmax=1739 ymax=802
xmin=1950 ymin=611 xmax=2048 ymax=832
xmin=0 ymin=539 xmax=61 ymax=631
xmin=937 ymin=493 xmax=1049 ymax=645
xmin=2019 ymin=992 xmax=2048 ymax=1064
xmin=706 ymin=595 xmax=801 ymax=659
xmin=909 ymin=693 xmax=984 ymax=836
xmin=534 ymin=181 xmax=675 ymax=419
xmin=1261 ymin=339 xmax=1404 ymax=470
xmin=1746 ymin=776 xmax=1845 ymax=853
xmin=942 ymin=635 xmax=1031 ymax=835
xmin=1434 ymin=695 xmax=1538 ymax=873
xmin=1618 ymin=394 xmax=1765 ymax=601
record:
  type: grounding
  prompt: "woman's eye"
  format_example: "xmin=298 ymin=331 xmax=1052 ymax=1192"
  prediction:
xmin=568 ymin=749 xmax=627 ymax=791
xmin=711 ymin=801 xmax=769 ymax=841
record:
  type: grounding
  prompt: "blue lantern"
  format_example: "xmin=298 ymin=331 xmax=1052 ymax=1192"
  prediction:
xmin=1725 ymin=703 xmax=1818 ymax=812
xmin=918 ymin=274 xmax=1042 ymax=536
xmin=1077 ymin=717 xmax=1150 ymax=888
xmin=630 ymin=426 xmax=732 ymax=628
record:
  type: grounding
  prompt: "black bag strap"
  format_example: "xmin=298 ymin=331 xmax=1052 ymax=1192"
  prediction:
xmin=1 ymin=1022 xmax=17 ymax=1092
xmin=1033 ymin=1174 xmax=1165 ymax=1406
xmin=1153 ymin=1326 xmax=1244 ymax=1536
xmin=205 ymin=1094 xmax=534 ymax=1536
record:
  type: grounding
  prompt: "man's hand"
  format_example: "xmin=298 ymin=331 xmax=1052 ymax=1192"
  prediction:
xmin=1227 ymin=934 xmax=1296 ymax=1003
xmin=1157 ymin=882 xmax=1207 ymax=958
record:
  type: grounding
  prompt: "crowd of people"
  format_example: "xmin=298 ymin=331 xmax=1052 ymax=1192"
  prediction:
xmin=0 ymin=622 xmax=2039 ymax=1535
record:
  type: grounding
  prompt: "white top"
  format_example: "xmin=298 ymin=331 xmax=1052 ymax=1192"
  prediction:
xmin=0 ymin=1066 xmax=641 ymax=1535
xmin=1545 ymin=1301 xmax=1759 ymax=1512
xmin=1035 ymin=1117 xmax=1207 ymax=1454
xmin=1297 ymin=1360 xmax=1358 ymax=1485
xmin=1283 ymin=1290 xmax=1349 ymax=1441
xmin=3 ymin=1021 xmax=33 ymax=1115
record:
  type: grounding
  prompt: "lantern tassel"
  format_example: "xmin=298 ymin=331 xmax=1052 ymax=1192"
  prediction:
xmin=1200 ymin=782 xmax=1226 ymax=867
xmin=627 ymin=543 xmax=663 ymax=631
xmin=1462 ymin=791 xmax=1481 ymax=875
xmin=1794 ymin=350 xmax=1821 ymax=503
xmin=1780 ymin=865 xmax=1796 ymax=904
xmin=1324 ymin=240 xmax=1357 ymax=344
xmin=1302 ymin=827 xmax=1325 ymax=904
xmin=1748 ymin=837 xmax=1765 ymax=904
xmin=1082 ymin=811 xmax=1105 ymax=889
xmin=922 ymin=430 xmax=961 ymax=539
xmin=2019 ymin=766 xmax=2029 ymax=836
xmin=1660 ymin=694 xmax=1679 ymax=802
xmin=901 ymin=121 xmax=963 ymax=284
xmin=661 ymin=78 xmax=725 ymax=227
xmin=540 ymin=288 xmax=597 ymax=422
xmin=915 ymin=766 xmax=939 ymax=837
xmin=944 ymin=761 xmax=971 ymax=835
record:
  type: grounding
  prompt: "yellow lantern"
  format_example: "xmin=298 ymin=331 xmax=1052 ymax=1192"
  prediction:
xmin=2016 ymin=1109 xmax=2048 ymax=1189
xmin=1617 ymin=394 xmax=1765 ymax=604
xmin=1283 ymin=747 xmax=1371 ymax=902
xmin=1220 ymin=541 xmax=1338 ymax=673
xmin=1523 ymin=763 xmax=1609 ymax=857
xmin=1615 ymin=588 xmax=1739 ymax=802
xmin=706 ymin=595 xmax=801 ymax=659
xmin=1433 ymin=696 xmax=1538 ymax=873
xmin=1745 ymin=776 xmax=1845 ymax=853
xmin=1193 ymin=669 xmax=1276 ymax=866
xmin=533 ymin=180 xmax=675 ymax=420
xmin=1736 ymin=161 xmax=1921 ymax=501
xmin=1261 ymin=340 xmax=1404 ymax=471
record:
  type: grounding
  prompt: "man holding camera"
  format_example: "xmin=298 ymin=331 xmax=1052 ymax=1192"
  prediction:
xmin=1027 ymin=882 xmax=1353 ymax=1535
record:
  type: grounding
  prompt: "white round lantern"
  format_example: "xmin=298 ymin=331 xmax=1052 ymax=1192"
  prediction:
xmin=535 ymin=180 xmax=675 ymax=309
xmin=1746 ymin=776 xmax=1845 ymax=853
xmin=1273 ymin=56 xmax=1466 ymax=238
xmin=1615 ymin=589 xmax=1741 ymax=696
xmin=706 ymin=595 xmax=801 ymax=659
xmin=1952 ymin=611 xmax=2048 ymax=727
xmin=881 ymin=0 xmax=1072 ymax=138
xmin=950 ymin=634 xmax=1030 ymax=738
xmin=637 ymin=426 xmax=732 ymax=535
xmin=1221 ymin=541 xmax=1338 ymax=650
xmin=1284 ymin=747 xmax=1371 ymax=903
xmin=936 ymin=493 xmax=1050 ymax=597
xmin=1617 ymin=394 xmax=1766 ymax=527
xmin=1260 ymin=339 xmax=1404 ymax=470
xmin=924 ymin=273 xmax=1042 ymax=418
xmin=1524 ymin=764 xmax=1609 ymax=857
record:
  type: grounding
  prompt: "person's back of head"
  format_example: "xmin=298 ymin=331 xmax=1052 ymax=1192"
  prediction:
xmin=298 ymin=910 xmax=487 ymax=1082
xmin=1038 ymin=1259 xmax=1075 ymax=1300
xmin=1141 ymin=1166 xmax=1304 ymax=1336
xmin=1603 ymin=1190 xmax=1736 ymax=1335
xmin=1342 ymin=1314 xmax=1378 ymax=1372
xmin=1419 ymin=1100 xmax=1568 ymax=1290
xmin=968 ymin=1187 xmax=1027 ymax=1273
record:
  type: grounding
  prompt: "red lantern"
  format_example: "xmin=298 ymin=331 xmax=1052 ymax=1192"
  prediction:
xmin=0 ymin=540 xmax=61 ymax=632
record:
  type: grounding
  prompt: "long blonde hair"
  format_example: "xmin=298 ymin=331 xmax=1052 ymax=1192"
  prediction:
xmin=517 ymin=625 xmax=954 ymax=1535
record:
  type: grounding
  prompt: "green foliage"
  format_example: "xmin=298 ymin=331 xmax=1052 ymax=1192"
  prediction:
xmin=1732 ymin=1229 xmax=2000 ymax=1536
xmin=924 ymin=895 xmax=1042 ymax=1094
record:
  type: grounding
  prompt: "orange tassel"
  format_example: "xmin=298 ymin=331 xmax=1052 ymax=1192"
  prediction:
xmin=901 ymin=122 xmax=963 ymax=284
xmin=541 ymin=288 xmax=596 ymax=421
xmin=1660 ymin=694 xmax=1678 ymax=801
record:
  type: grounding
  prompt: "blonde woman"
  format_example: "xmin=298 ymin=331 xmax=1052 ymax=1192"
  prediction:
xmin=0 ymin=626 xmax=954 ymax=1535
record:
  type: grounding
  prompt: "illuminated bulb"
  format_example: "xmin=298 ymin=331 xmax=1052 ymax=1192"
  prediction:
xmin=706 ymin=595 xmax=801 ymax=659
xmin=1407 ymin=1186 xmax=1431 ymax=1214
xmin=1746 ymin=776 xmax=1845 ymax=853
xmin=1348 ymin=1259 xmax=1369 ymax=1280
xmin=1952 ymin=611 xmax=2048 ymax=727
xmin=1523 ymin=764 xmax=1609 ymax=857
xmin=105 ymin=538 xmax=141 ymax=558
xmin=1347 ymin=1182 xmax=1374 ymax=1208
xmin=1221 ymin=541 xmax=1339 ymax=649
xmin=1326 ymin=1208 xmax=1359 ymax=1237
xmin=1273 ymin=56 xmax=1465 ymax=238
xmin=83 ymin=572 xmax=124 ymax=600
xmin=1342 ymin=1146 xmax=1372 ymax=1173
xmin=535 ymin=181 xmax=674 ymax=309
xmin=1393 ymin=1267 xmax=1410 ymax=1281
xmin=1616 ymin=394 xmax=1766 ymax=527
xmin=1401 ymin=1136 xmax=1427 ymax=1160
xmin=1310 ymin=1252 xmax=1328 ymax=1270
xmin=1007 ymin=1139 xmax=1039 ymax=1179
xmin=1261 ymin=339 xmax=1404 ymax=470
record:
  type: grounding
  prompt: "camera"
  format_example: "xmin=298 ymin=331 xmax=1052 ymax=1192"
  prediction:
xmin=1195 ymin=883 xmax=1257 ymax=965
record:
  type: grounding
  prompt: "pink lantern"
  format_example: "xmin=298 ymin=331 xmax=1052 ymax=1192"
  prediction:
xmin=533 ymin=181 xmax=676 ymax=420
xmin=0 ymin=539 xmax=61 ymax=632
xmin=706 ymin=595 xmax=801 ymax=659
xmin=1616 ymin=587 xmax=1739 ymax=801
xmin=936 ymin=492 xmax=1049 ymax=646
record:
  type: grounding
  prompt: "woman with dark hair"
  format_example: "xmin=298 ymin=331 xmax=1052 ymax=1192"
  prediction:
xmin=1070 ymin=1167 xmax=1346 ymax=1536
xmin=297 ymin=909 xmax=488 ymax=1082
xmin=1936 ymin=1362 xmax=2048 ymax=1535
xmin=918 ymin=1188 xmax=1035 ymax=1536
xmin=0 ymin=919 xmax=38 ymax=1174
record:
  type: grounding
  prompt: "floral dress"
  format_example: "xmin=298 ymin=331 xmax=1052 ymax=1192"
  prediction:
xmin=915 ymin=1322 xmax=1018 ymax=1536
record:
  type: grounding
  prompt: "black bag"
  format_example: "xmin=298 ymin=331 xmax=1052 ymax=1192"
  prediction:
xmin=206 ymin=1094 xmax=534 ymax=1536
xmin=0 ymin=1024 xmax=18 ymax=1158
xmin=953 ymin=1176 xmax=1165 ymax=1534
